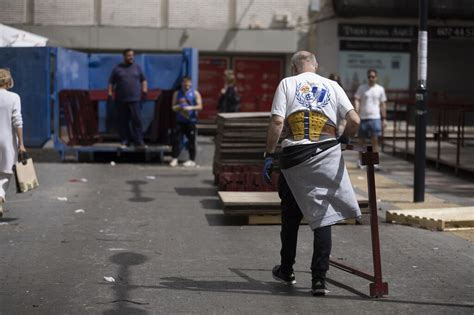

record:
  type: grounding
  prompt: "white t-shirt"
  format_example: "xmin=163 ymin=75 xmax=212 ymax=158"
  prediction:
xmin=354 ymin=83 xmax=387 ymax=120
xmin=271 ymin=72 xmax=354 ymax=148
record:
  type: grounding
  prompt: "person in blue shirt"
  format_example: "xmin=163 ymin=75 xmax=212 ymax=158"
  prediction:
xmin=108 ymin=49 xmax=148 ymax=149
xmin=169 ymin=77 xmax=203 ymax=167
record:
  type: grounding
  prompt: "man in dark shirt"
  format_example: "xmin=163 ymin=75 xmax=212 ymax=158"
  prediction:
xmin=108 ymin=49 xmax=148 ymax=149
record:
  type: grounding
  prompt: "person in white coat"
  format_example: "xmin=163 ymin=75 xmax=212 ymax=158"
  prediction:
xmin=0 ymin=69 xmax=26 ymax=217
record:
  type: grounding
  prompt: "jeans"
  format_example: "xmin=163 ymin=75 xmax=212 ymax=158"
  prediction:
xmin=278 ymin=174 xmax=332 ymax=280
xmin=172 ymin=123 xmax=196 ymax=160
xmin=358 ymin=118 xmax=382 ymax=138
xmin=117 ymin=101 xmax=144 ymax=146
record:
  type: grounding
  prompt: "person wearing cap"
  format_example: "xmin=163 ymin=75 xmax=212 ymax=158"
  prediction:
xmin=262 ymin=51 xmax=361 ymax=296
xmin=0 ymin=69 xmax=26 ymax=217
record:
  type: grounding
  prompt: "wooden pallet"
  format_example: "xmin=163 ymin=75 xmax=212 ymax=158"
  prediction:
xmin=386 ymin=207 xmax=474 ymax=231
xmin=218 ymin=191 xmax=368 ymax=210
xmin=218 ymin=191 xmax=364 ymax=225
xmin=247 ymin=215 xmax=356 ymax=225
xmin=214 ymin=112 xmax=272 ymax=177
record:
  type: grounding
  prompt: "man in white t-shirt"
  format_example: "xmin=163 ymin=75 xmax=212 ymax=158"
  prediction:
xmin=354 ymin=69 xmax=387 ymax=168
xmin=262 ymin=51 xmax=361 ymax=296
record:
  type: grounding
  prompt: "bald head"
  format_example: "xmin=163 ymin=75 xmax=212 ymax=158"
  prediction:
xmin=290 ymin=51 xmax=318 ymax=75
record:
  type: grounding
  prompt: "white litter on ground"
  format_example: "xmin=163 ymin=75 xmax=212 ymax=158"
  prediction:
xmin=74 ymin=209 xmax=85 ymax=214
xmin=104 ymin=276 xmax=115 ymax=283
xmin=110 ymin=161 xmax=116 ymax=166
xmin=57 ymin=197 xmax=68 ymax=201
xmin=108 ymin=248 xmax=126 ymax=251
xmin=146 ymin=176 xmax=156 ymax=180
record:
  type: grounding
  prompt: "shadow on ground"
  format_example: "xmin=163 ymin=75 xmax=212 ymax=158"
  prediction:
xmin=102 ymin=252 xmax=149 ymax=315
xmin=205 ymin=214 xmax=249 ymax=226
xmin=154 ymin=268 xmax=474 ymax=310
xmin=127 ymin=180 xmax=154 ymax=202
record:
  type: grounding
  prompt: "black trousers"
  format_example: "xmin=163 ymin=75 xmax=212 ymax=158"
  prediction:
xmin=278 ymin=174 xmax=332 ymax=280
xmin=171 ymin=123 xmax=196 ymax=160
xmin=117 ymin=101 xmax=144 ymax=146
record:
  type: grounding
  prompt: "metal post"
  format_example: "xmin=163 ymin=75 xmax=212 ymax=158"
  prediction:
xmin=456 ymin=110 xmax=461 ymax=175
xmin=414 ymin=0 xmax=428 ymax=202
xmin=364 ymin=146 xmax=388 ymax=297
xmin=436 ymin=110 xmax=441 ymax=169
xmin=392 ymin=102 xmax=397 ymax=155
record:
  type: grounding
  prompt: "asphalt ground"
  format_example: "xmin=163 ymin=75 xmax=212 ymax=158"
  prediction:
xmin=0 ymin=137 xmax=473 ymax=314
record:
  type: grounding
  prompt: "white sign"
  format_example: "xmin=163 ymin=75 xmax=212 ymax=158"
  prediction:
xmin=339 ymin=51 xmax=410 ymax=92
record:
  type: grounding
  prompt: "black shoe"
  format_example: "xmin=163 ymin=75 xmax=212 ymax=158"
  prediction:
xmin=311 ymin=279 xmax=328 ymax=296
xmin=272 ymin=265 xmax=296 ymax=285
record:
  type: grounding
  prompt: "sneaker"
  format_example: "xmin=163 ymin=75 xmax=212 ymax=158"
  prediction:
xmin=183 ymin=160 xmax=196 ymax=167
xmin=169 ymin=158 xmax=178 ymax=167
xmin=272 ymin=265 xmax=296 ymax=285
xmin=374 ymin=164 xmax=381 ymax=171
xmin=0 ymin=199 xmax=4 ymax=218
xmin=357 ymin=160 xmax=366 ymax=170
xmin=311 ymin=279 xmax=328 ymax=296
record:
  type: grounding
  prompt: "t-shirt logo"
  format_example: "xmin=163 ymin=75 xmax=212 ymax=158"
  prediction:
xmin=295 ymin=82 xmax=330 ymax=110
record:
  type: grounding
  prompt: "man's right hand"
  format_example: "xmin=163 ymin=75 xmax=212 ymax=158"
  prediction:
xmin=262 ymin=157 xmax=274 ymax=185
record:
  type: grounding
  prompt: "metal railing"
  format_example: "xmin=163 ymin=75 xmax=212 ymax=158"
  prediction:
xmin=383 ymin=95 xmax=474 ymax=175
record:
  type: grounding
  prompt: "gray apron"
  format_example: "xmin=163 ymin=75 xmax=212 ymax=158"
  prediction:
xmin=281 ymin=143 xmax=361 ymax=230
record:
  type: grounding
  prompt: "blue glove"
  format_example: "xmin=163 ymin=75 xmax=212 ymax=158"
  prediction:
xmin=337 ymin=135 xmax=350 ymax=145
xmin=262 ymin=157 xmax=274 ymax=185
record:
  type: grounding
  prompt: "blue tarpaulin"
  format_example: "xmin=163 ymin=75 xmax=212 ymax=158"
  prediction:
xmin=56 ymin=48 xmax=89 ymax=91
xmin=144 ymin=54 xmax=183 ymax=90
xmin=0 ymin=47 xmax=51 ymax=147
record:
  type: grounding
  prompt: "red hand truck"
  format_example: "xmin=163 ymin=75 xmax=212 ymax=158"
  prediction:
xmin=330 ymin=144 xmax=389 ymax=298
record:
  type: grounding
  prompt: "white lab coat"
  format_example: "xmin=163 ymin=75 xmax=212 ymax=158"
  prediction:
xmin=0 ymin=88 xmax=23 ymax=174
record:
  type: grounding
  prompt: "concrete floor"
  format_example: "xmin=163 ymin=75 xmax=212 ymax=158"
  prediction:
xmin=0 ymin=137 xmax=473 ymax=314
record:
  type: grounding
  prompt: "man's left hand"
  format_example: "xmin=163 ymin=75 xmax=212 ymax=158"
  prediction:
xmin=141 ymin=91 xmax=148 ymax=101
xmin=337 ymin=135 xmax=350 ymax=145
